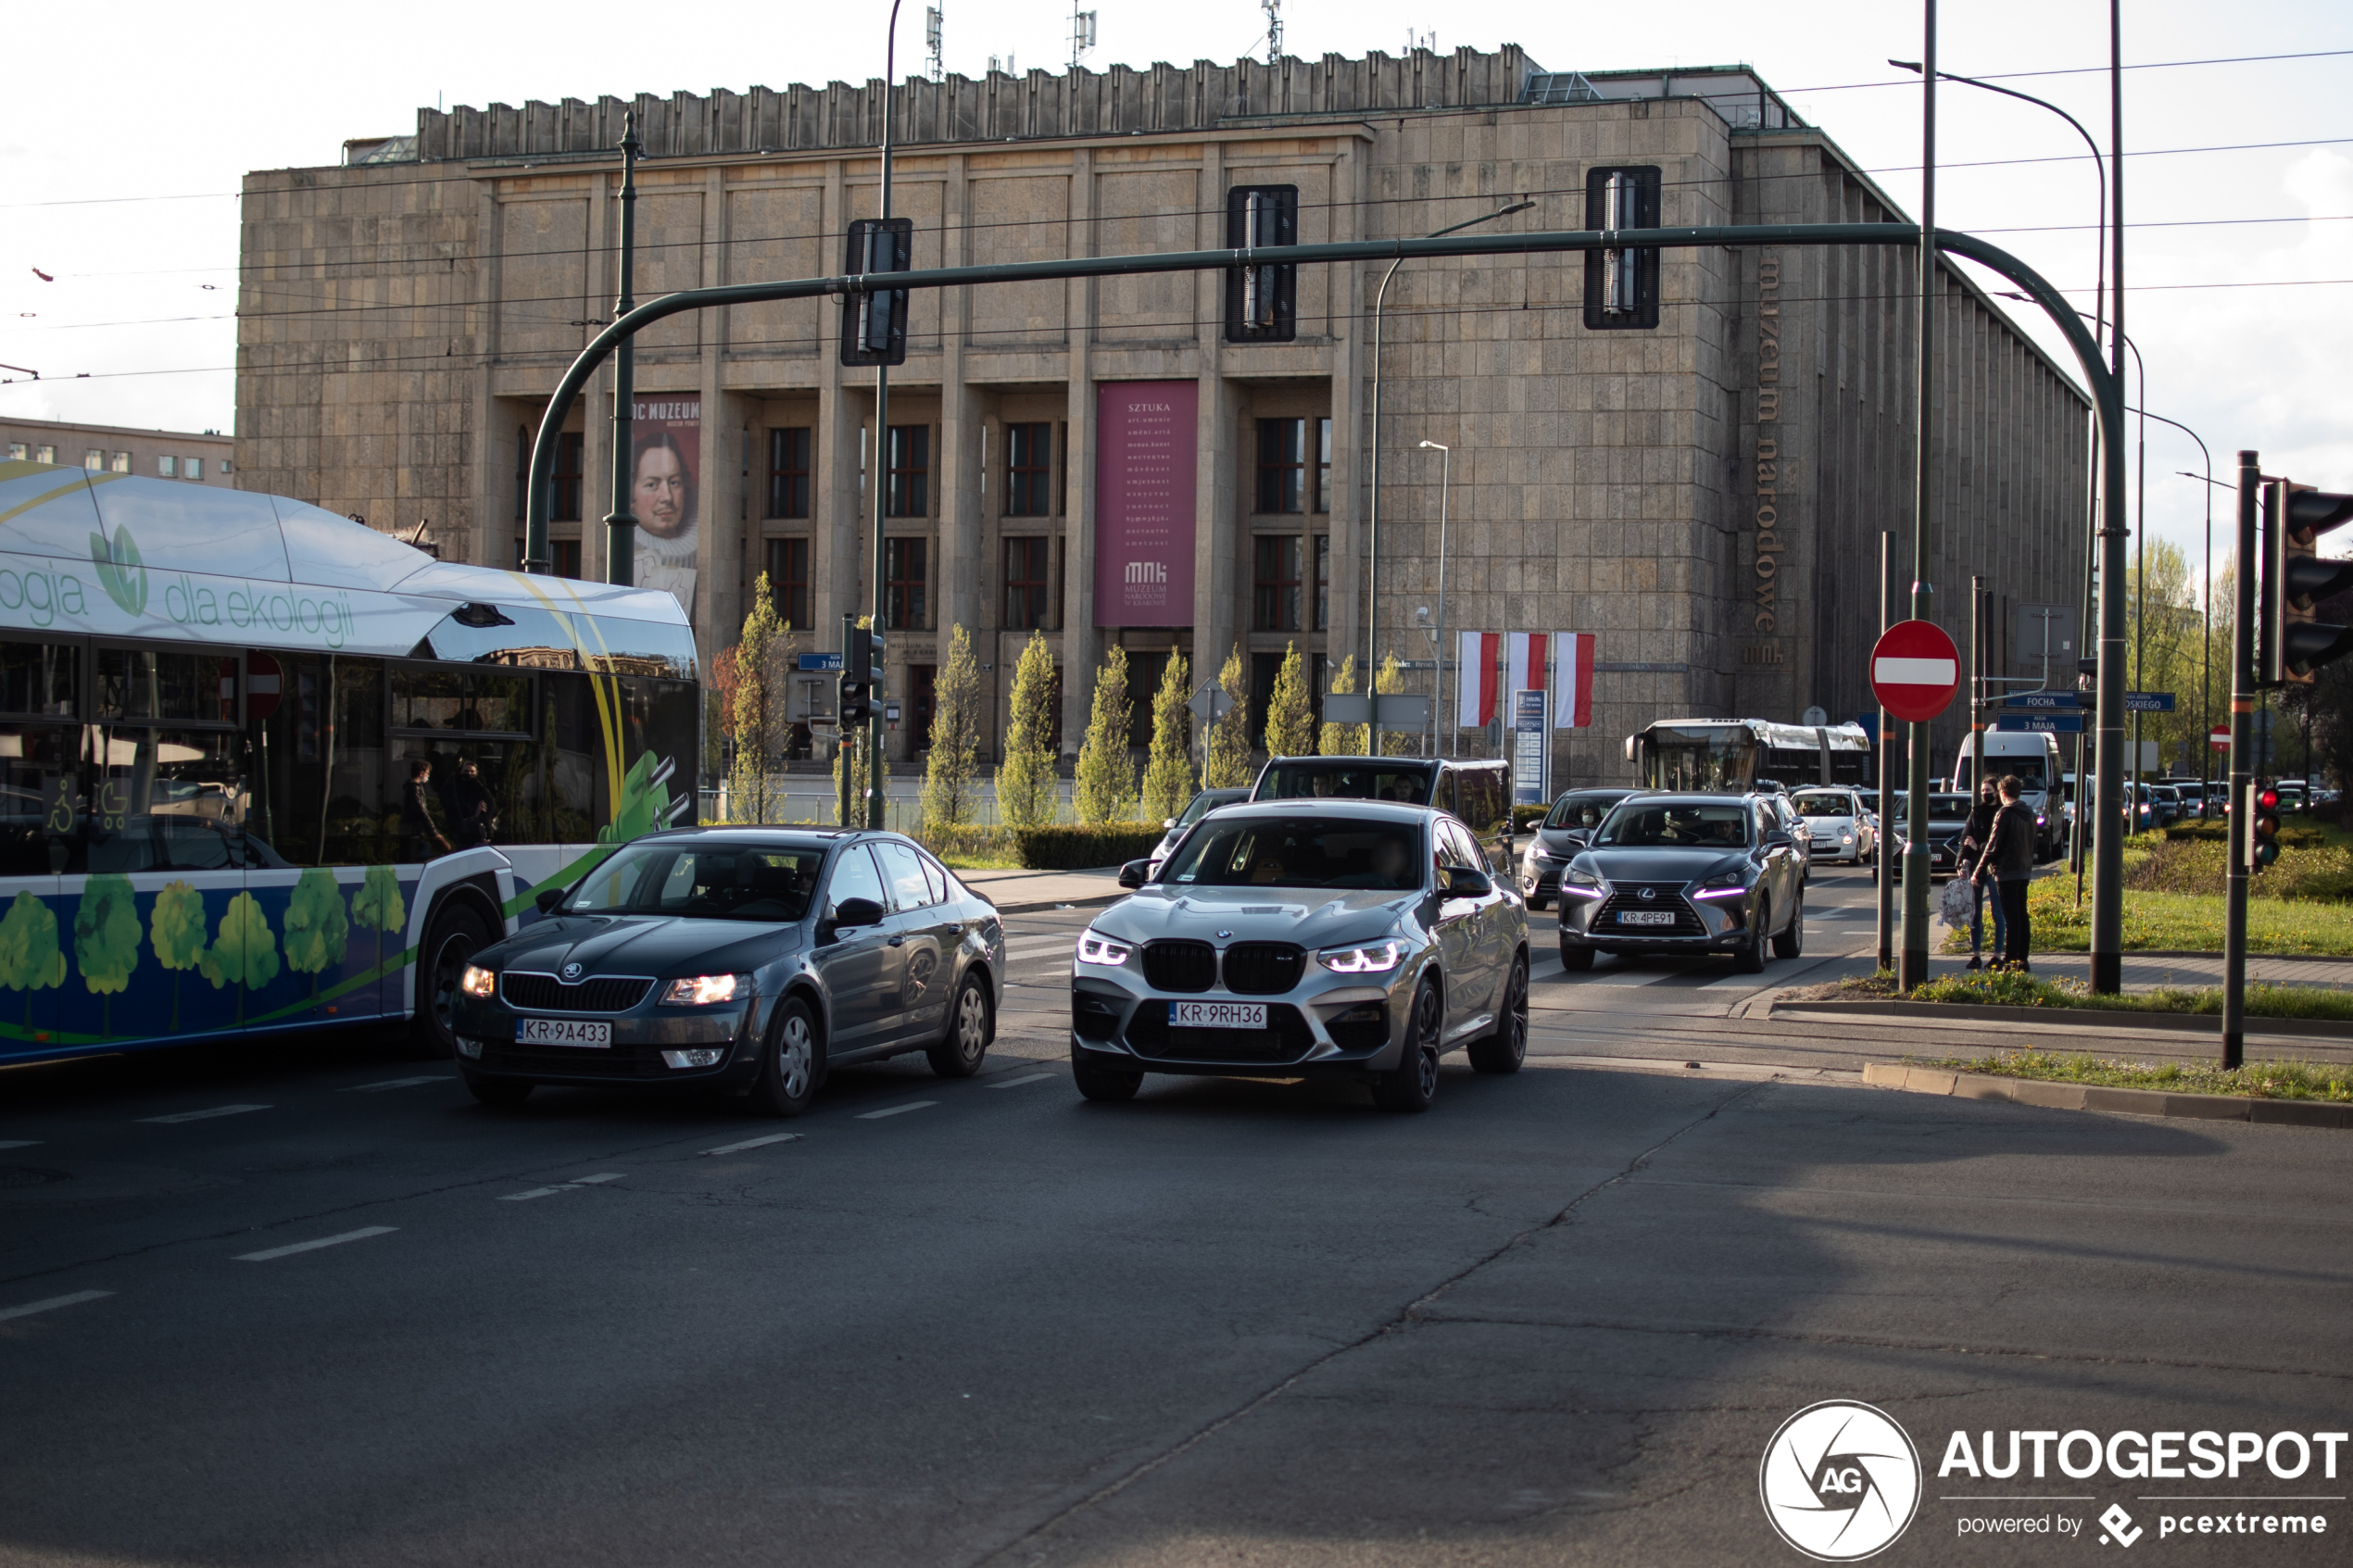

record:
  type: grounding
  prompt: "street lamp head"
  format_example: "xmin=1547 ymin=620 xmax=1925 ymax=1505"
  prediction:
xmin=1496 ymin=199 xmax=1536 ymax=217
xmin=1416 ymin=606 xmax=1430 ymax=624
xmin=1418 ymin=439 xmax=1448 ymax=451
xmin=1889 ymin=59 xmax=1922 ymax=72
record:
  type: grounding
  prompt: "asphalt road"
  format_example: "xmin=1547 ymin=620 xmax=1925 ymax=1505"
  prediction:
xmin=4 ymin=870 xmax=2348 ymax=1566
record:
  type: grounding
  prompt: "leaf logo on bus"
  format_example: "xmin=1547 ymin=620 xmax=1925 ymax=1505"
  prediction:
xmin=89 ymin=523 xmax=148 ymax=617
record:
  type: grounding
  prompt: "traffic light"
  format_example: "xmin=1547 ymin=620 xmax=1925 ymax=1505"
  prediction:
xmin=1223 ymin=186 xmax=1296 ymax=343
xmin=838 ymin=218 xmax=912 ymax=367
xmin=2251 ymin=781 xmax=2282 ymax=872
xmin=837 ymin=614 xmax=883 ymax=728
xmin=2259 ymin=483 xmax=2353 ymax=685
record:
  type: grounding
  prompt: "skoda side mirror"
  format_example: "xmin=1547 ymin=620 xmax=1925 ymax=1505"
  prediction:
xmin=535 ymin=887 xmax=565 ymax=914
xmin=1118 ymin=859 xmax=1151 ymax=889
xmin=832 ymin=897 xmax=886 ymax=929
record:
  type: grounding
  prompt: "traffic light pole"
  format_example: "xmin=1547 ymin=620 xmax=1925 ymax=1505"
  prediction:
xmin=2222 ymin=449 xmax=2258 ymax=1068
xmin=865 ymin=0 xmax=906 ymax=831
xmin=1900 ymin=0 xmax=1937 ymax=991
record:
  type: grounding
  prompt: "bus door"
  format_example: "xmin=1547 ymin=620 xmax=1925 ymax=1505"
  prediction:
xmin=0 ymin=665 xmax=80 ymax=1058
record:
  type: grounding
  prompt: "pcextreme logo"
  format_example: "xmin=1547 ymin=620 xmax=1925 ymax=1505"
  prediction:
xmin=1760 ymin=1400 xmax=1924 ymax=1562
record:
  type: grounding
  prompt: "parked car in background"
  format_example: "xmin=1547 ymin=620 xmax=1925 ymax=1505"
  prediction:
xmin=1555 ymin=793 xmax=1806 ymax=974
xmin=1790 ymin=786 xmax=1878 ymax=865
xmin=1081 ymin=801 xmax=1529 ymax=1112
xmin=1252 ymin=756 xmax=1513 ymax=871
xmin=450 ymin=829 xmax=1005 ymax=1114
xmin=1763 ymin=789 xmax=1814 ymax=880
xmin=1886 ymin=792 xmax=1976 ymax=882
xmin=1519 ymin=787 xmax=1639 ymax=909
xmin=1147 ymin=786 xmax=1250 ymax=876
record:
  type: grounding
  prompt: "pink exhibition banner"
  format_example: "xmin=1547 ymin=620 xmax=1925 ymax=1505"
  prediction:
xmin=1094 ymin=381 xmax=1198 ymax=627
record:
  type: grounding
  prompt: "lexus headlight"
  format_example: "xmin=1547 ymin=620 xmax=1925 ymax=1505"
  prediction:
xmin=459 ymin=964 xmax=496 ymax=999
xmin=1316 ymin=939 xmax=1403 ymax=974
xmin=1076 ymin=927 xmax=1134 ymax=965
xmin=662 ymin=973 xmax=743 ymax=1006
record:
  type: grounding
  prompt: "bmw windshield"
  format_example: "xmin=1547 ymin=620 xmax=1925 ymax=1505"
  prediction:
xmin=1160 ymin=817 xmax=1426 ymax=890
xmin=565 ymin=843 xmax=827 ymax=922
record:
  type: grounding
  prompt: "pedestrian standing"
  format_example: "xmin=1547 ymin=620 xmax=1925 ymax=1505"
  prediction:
xmin=1957 ymin=778 xmax=2004 ymax=971
xmin=1974 ymin=774 xmax=2037 ymax=972
xmin=447 ymin=758 xmax=496 ymax=848
xmin=400 ymin=759 xmax=451 ymax=861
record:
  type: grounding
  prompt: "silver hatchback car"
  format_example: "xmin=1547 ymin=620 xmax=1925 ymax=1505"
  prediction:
xmin=1072 ymin=801 xmax=1529 ymax=1113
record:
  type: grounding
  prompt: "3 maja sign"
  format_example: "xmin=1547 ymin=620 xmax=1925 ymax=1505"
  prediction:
xmin=1870 ymin=621 xmax=1960 ymax=723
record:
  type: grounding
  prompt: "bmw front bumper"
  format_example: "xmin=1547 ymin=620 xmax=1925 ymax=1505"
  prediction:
xmin=1069 ymin=958 xmax=1419 ymax=1079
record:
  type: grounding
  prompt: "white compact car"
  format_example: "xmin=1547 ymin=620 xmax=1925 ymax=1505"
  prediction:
xmin=1789 ymin=786 xmax=1878 ymax=865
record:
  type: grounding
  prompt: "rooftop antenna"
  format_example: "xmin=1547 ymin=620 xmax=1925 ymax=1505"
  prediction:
xmin=1406 ymin=29 xmax=1436 ymax=52
xmin=925 ymin=6 xmax=944 ymax=82
xmin=1261 ymin=0 xmax=1282 ymax=64
xmin=1070 ymin=3 xmax=1095 ymax=69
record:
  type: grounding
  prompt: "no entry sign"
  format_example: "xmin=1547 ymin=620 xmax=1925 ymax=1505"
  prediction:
xmin=1870 ymin=621 xmax=1960 ymax=722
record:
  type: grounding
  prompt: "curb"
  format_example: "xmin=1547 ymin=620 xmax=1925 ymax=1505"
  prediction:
xmin=1861 ymin=1061 xmax=2353 ymax=1130
xmin=1768 ymin=998 xmax=2353 ymax=1040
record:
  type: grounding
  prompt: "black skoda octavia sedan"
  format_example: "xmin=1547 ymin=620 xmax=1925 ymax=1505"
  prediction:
xmin=448 ymin=829 xmax=1004 ymax=1114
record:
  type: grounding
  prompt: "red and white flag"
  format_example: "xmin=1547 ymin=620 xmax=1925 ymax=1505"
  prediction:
xmin=1505 ymin=633 xmax=1547 ymax=698
xmin=1554 ymin=632 xmax=1595 ymax=728
xmin=1458 ymin=631 xmax=1500 ymax=726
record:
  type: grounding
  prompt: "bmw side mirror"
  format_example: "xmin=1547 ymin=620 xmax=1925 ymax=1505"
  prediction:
xmin=1118 ymin=859 xmax=1151 ymax=889
xmin=535 ymin=887 xmax=564 ymax=914
xmin=833 ymin=897 xmax=886 ymax=929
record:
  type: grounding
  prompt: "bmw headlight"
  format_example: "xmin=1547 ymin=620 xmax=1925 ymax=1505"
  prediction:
xmin=1076 ymin=927 xmax=1134 ymax=965
xmin=1316 ymin=939 xmax=1404 ymax=974
xmin=459 ymin=964 xmax=496 ymax=999
xmin=661 ymin=973 xmax=744 ymax=1006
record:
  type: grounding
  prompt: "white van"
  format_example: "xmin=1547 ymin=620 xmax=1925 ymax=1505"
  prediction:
xmin=1951 ymin=731 xmax=2066 ymax=860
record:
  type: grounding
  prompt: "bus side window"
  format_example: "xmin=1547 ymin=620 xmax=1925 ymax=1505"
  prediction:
xmin=0 ymin=723 xmax=84 ymax=875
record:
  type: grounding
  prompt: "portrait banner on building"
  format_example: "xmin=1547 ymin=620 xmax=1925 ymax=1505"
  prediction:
xmin=629 ymin=396 xmax=700 ymax=621
xmin=1094 ymin=381 xmax=1198 ymax=627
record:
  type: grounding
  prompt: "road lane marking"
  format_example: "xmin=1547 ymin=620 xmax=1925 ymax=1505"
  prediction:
xmin=856 ymin=1101 xmax=937 ymax=1120
xmin=342 ymin=1076 xmax=449 ymax=1092
xmin=501 ymin=1173 xmax=626 ymax=1199
xmin=572 ymin=1173 xmax=626 ymax=1185
xmin=704 ymin=1133 xmax=801 ymax=1155
xmin=235 ymin=1226 xmax=396 ymax=1261
xmin=984 ymin=1073 xmax=1056 ymax=1089
xmin=0 ymin=1289 xmax=112 ymax=1323
xmin=140 ymin=1104 xmax=271 ymax=1124
xmin=501 ymin=1186 xmax=568 ymax=1201
xmin=0 ymin=1139 xmax=41 ymax=1150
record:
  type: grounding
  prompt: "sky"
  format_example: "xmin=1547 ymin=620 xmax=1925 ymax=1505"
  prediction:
xmin=4 ymin=0 xmax=2349 ymax=585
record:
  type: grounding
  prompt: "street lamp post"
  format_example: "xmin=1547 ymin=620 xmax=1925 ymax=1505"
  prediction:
xmin=1365 ymin=199 xmax=1532 ymax=753
xmin=863 ymin=0 xmax=907 ymax=829
xmin=1898 ymin=0 xmax=1939 ymax=991
xmin=602 ymin=113 xmax=643 ymax=586
xmin=1418 ymin=439 xmax=1451 ymax=750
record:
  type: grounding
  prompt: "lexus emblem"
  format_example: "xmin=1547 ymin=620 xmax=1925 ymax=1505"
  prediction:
xmin=1637 ymin=886 xmax=1656 ymax=901
xmin=561 ymin=961 xmax=583 ymax=982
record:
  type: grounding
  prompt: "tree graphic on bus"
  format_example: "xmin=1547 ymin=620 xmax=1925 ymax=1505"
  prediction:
xmin=200 ymin=892 xmax=280 ymax=1026
xmin=73 ymin=873 xmax=142 ymax=1038
xmin=0 ymin=890 xmax=66 ymax=1031
xmin=150 ymin=880 xmax=208 ymax=1033
xmin=283 ymin=869 xmax=351 ymax=999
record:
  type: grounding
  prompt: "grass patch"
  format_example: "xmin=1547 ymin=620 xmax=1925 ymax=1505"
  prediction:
xmin=1917 ymin=1048 xmax=2353 ymax=1103
xmin=1796 ymin=969 xmax=2353 ymax=1021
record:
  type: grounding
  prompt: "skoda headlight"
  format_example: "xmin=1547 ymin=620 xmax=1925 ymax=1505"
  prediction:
xmin=662 ymin=973 xmax=743 ymax=1006
xmin=459 ymin=964 xmax=496 ymax=999
xmin=1076 ymin=927 xmax=1134 ymax=966
xmin=1316 ymin=939 xmax=1403 ymax=974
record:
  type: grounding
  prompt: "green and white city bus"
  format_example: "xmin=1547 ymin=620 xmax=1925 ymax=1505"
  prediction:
xmin=0 ymin=458 xmax=698 ymax=1067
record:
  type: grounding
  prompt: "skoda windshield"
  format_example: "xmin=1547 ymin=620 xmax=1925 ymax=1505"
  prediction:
xmin=1160 ymin=816 xmax=1427 ymax=890
xmin=564 ymin=842 xmax=826 ymax=922
xmin=1593 ymin=801 xmax=1752 ymax=849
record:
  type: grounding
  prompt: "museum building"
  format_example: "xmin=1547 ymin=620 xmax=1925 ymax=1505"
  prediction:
xmin=235 ymin=45 xmax=2090 ymax=778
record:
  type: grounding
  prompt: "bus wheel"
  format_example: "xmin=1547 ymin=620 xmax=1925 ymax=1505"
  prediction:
xmin=406 ymin=902 xmax=493 ymax=1060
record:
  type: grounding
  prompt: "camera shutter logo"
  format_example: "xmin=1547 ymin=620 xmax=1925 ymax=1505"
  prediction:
xmin=1758 ymin=1400 xmax=1921 ymax=1561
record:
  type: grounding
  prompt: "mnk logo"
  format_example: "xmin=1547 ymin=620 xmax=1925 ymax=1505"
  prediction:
xmin=1760 ymin=1400 xmax=1922 ymax=1561
xmin=2099 ymin=1504 xmax=2144 ymax=1548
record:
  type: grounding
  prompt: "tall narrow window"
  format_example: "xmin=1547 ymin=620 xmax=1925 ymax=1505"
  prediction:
xmin=768 ymin=427 xmax=812 ymax=519
xmin=1006 ymin=422 xmax=1052 ymax=517
xmin=908 ymin=664 xmax=937 ymax=748
xmin=1314 ymin=535 xmax=1330 ymax=631
xmin=551 ymin=432 xmax=585 ymax=522
xmin=769 ymin=537 xmax=811 ymax=629
xmin=551 ymin=540 xmax=584 ymax=579
xmin=1003 ymin=537 xmax=1051 ymax=630
xmin=1255 ymin=419 xmax=1306 ymax=514
xmin=885 ymin=537 xmax=928 ymax=629
xmin=1254 ymin=534 xmax=1302 ymax=632
xmin=1315 ymin=417 xmax=1332 ymax=513
xmin=886 ymin=425 xmax=929 ymax=518
xmin=514 ymin=425 xmax=528 ymax=521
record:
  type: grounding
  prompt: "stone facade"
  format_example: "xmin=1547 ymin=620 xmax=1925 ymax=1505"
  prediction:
xmin=235 ymin=49 xmax=2087 ymax=784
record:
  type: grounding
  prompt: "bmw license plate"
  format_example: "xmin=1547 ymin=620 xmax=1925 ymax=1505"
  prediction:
xmin=1172 ymin=1001 xmax=1265 ymax=1028
xmin=1617 ymin=910 xmax=1677 ymax=926
xmin=519 ymin=1018 xmax=611 ymax=1047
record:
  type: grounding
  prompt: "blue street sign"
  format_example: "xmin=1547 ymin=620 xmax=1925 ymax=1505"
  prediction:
xmin=2125 ymin=690 xmax=2176 ymax=713
xmin=1995 ymin=713 xmax=2084 ymax=734
xmin=798 ymin=652 xmax=845 ymax=672
xmin=2001 ymin=692 xmax=2081 ymax=710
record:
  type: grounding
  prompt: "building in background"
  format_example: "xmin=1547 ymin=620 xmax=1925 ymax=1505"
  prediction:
xmin=4 ymin=417 xmax=233 ymax=488
xmin=235 ymin=46 xmax=2089 ymax=782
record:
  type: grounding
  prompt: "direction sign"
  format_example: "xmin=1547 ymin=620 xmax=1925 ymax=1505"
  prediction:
xmin=2124 ymin=690 xmax=2176 ymax=713
xmin=2001 ymin=692 xmax=2081 ymax=711
xmin=1995 ymin=712 xmax=2083 ymax=734
xmin=798 ymin=652 xmax=844 ymax=672
xmin=1869 ymin=620 xmax=1961 ymax=722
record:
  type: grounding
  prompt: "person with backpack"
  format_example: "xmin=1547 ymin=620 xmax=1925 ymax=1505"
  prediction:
xmin=1973 ymin=774 xmax=2038 ymax=972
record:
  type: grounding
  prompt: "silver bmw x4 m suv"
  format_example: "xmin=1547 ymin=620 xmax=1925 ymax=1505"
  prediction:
xmin=1070 ymin=800 xmax=1529 ymax=1113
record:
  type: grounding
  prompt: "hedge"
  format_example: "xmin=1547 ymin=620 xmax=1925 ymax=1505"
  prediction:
xmin=1007 ymin=822 xmax=1167 ymax=870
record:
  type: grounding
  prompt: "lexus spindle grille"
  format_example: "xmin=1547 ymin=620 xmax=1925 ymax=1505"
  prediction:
xmin=1592 ymin=887 xmax=1707 ymax=935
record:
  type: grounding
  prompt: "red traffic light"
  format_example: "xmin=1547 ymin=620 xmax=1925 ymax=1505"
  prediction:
xmin=2258 ymin=787 xmax=2281 ymax=812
